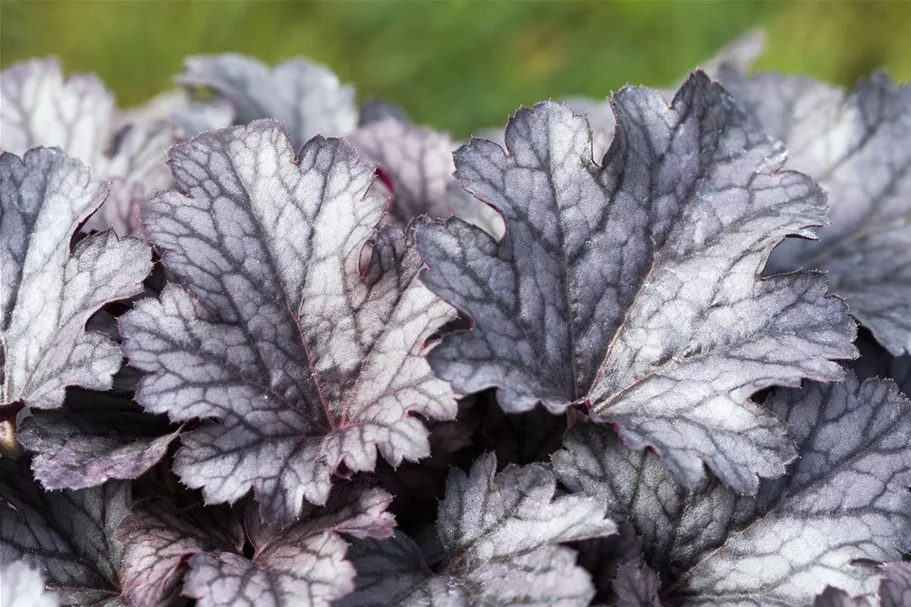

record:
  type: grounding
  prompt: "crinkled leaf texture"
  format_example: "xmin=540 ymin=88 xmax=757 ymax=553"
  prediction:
xmin=0 ymin=148 xmax=153 ymax=410
xmin=0 ymin=58 xmax=177 ymax=235
xmin=120 ymin=120 xmax=457 ymax=522
xmin=416 ymin=72 xmax=856 ymax=495
xmin=0 ymin=459 xmax=131 ymax=606
xmin=181 ymin=486 xmax=394 ymax=607
xmin=115 ymin=499 xmax=244 ymax=607
xmin=340 ymin=453 xmax=616 ymax=607
xmin=178 ymin=54 xmax=358 ymax=149
xmin=553 ymin=373 xmax=911 ymax=606
xmin=718 ymin=67 xmax=911 ymax=356
xmin=17 ymin=389 xmax=180 ymax=490
xmin=1 ymin=561 xmax=60 ymax=607
xmin=347 ymin=118 xmax=503 ymax=237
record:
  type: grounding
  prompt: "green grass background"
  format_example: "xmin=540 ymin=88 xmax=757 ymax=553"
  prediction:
xmin=3 ymin=1 xmax=911 ymax=138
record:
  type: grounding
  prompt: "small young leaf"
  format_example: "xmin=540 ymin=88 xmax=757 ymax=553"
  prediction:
xmin=182 ymin=487 xmax=394 ymax=607
xmin=120 ymin=121 xmax=457 ymax=522
xmin=116 ymin=500 xmax=244 ymax=607
xmin=1 ymin=148 xmax=153 ymax=410
xmin=0 ymin=561 xmax=60 ymax=607
xmin=416 ymin=72 xmax=856 ymax=495
xmin=719 ymin=68 xmax=911 ymax=356
xmin=341 ymin=453 xmax=616 ymax=606
xmin=553 ymin=373 xmax=911 ymax=605
xmin=178 ymin=54 xmax=358 ymax=148
xmin=347 ymin=118 xmax=503 ymax=236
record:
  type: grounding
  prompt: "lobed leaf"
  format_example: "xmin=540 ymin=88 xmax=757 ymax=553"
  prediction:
xmin=182 ymin=486 xmax=394 ymax=607
xmin=120 ymin=120 xmax=457 ymax=522
xmin=1 ymin=148 xmax=153 ymax=410
xmin=341 ymin=453 xmax=616 ymax=606
xmin=416 ymin=72 xmax=856 ymax=495
xmin=178 ymin=54 xmax=358 ymax=149
xmin=0 ymin=58 xmax=177 ymax=236
xmin=553 ymin=373 xmax=911 ymax=605
xmin=719 ymin=68 xmax=911 ymax=355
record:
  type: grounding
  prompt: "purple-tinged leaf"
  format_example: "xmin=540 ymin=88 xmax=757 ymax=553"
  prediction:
xmin=812 ymin=588 xmax=871 ymax=607
xmin=120 ymin=121 xmax=457 ymax=522
xmin=347 ymin=118 xmax=503 ymax=236
xmin=0 ymin=561 xmax=60 ymax=607
xmin=564 ymin=28 xmax=765 ymax=160
xmin=182 ymin=486 xmax=394 ymax=607
xmin=0 ymin=58 xmax=178 ymax=236
xmin=358 ymin=98 xmax=410 ymax=127
xmin=880 ymin=563 xmax=911 ymax=607
xmin=0 ymin=58 xmax=114 ymax=167
xmin=612 ymin=564 xmax=663 ymax=607
xmin=719 ymin=68 xmax=911 ymax=356
xmin=115 ymin=500 xmax=244 ymax=607
xmin=122 ymin=89 xmax=235 ymax=140
xmin=553 ymin=373 xmax=911 ymax=605
xmin=341 ymin=453 xmax=615 ymax=606
xmin=178 ymin=54 xmax=358 ymax=148
xmin=0 ymin=459 xmax=131 ymax=605
xmin=18 ymin=390 xmax=180 ymax=490
xmin=417 ymin=72 xmax=856 ymax=495
xmin=1 ymin=148 xmax=153 ymax=410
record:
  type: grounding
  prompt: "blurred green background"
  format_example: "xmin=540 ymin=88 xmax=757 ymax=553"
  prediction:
xmin=3 ymin=0 xmax=911 ymax=138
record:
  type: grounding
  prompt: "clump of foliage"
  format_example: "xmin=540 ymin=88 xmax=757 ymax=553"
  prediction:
xmin=1 ymin=30 xmax=910 ymax=607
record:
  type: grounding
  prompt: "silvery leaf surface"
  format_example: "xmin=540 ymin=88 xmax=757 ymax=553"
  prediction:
xmin=719 ymin=68 xmax=911 ymax=355
xmin=120 ymin=120 xmax=457 ymax=522
xmin=1 ymin=148 xmax=153 ymax=410
xmin=0 ymin=58 xmax=178 ymax=236
xmin=347 ymin=118 xmax=503 ymax=236
xmin=0 ymin=561 xmax=60 ymax=607
xmin=115 ymin=499 xmax=244 ymax=607
xmin=178 ymin=54 xmax=358 ymax=148
xmin=552 ymin=373 xmax=911 ymax=606
xmin=416 ymin=72 xmax=856 ymax=494
xmin=0 ymin=459 xmax=131 ymax=606
xmin=341 ymin=453 xmax=615 ymax=607
xmin=18 ymin=390 xmax=180 ymax=490
xmin=0 ymin=58 xmax=114 ymax=168
xmin=182 ymin=486 xmax=394 ymax=607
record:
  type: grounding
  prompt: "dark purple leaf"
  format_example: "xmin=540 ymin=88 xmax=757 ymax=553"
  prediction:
xmin=18 ymin=390 xmax=179 ymax=490
xmin=0 ymin=459 xmax=131 ymax=606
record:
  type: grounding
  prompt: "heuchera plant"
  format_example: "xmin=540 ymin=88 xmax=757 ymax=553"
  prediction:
xmin=1 ymin=30 xmax=910 ymax=607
